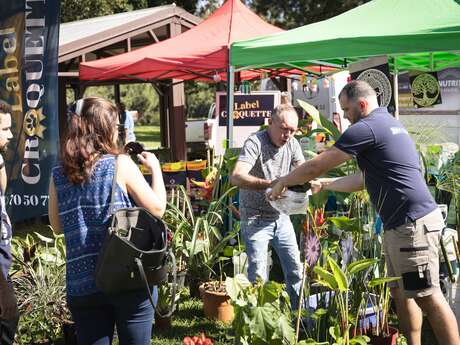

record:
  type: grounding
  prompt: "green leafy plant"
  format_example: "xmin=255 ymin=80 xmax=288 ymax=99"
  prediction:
xmin=297 ymin=99 xmax=341 ymax=142
xmin=11 ymin=232 xmax=69 ymax=344
xmin=313 ymin=256 xmax=375 ymax=345
xmin=367 ymin=275 xmax=400 ymax=337
xmin=226 ymin=274 xmax=294 ymax=345
xmin=164 ymin=153 xmax=239 ymax=285
xmin=436 ymin=150 xmax=460 ymax=231
xmin=156 ymin=283 xmax=181 ymax=317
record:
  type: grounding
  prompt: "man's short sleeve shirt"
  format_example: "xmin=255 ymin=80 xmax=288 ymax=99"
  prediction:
xmin=334 ymin=108 xmax=436 ymax=229
xmin=238 ymin=131 xmax=304 ymax=220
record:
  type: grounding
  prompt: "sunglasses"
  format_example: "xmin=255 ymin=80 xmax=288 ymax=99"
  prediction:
xmin=67 ymin=99 xmax=85 ymax=116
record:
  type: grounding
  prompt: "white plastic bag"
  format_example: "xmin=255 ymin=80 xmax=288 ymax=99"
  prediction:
xmin=266 ymin=188 xmax=311 ymax=215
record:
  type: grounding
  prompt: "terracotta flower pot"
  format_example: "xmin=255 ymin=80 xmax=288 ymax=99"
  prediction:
xmin=368 ymin=326 xmax=399 ymax=345
xmin=199 ymin=284 xmax=234 ymax=323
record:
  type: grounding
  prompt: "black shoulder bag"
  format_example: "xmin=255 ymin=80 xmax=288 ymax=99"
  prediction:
xmin=95 ymin=158 xmax=176 ymax=317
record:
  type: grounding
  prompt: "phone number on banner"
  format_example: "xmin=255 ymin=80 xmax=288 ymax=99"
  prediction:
xmin=6 ymin=194 xmax=49 ymax=207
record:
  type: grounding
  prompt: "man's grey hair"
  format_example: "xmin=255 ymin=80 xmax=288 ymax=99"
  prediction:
xmin=339 ymin=80 xmax=377 ymax=103
xmin=272 ymin=103 xmax=297 ymax=122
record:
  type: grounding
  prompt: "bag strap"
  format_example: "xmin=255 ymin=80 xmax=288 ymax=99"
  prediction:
xmin=109 ymin=156 xmax=119 ymax=217
xmin=135 ymin=251 xmax=177 ymax=318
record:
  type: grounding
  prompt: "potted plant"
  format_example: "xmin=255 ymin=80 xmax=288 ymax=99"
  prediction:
xmin=198 ymin=255 xmax=235 ymax=323
xmin=226 ymin=274 xmax=296 ymax=345
xmin=164 ymin=175 xmax=238 ymax=296
xmin=154 ymin=283 xmax=181 ymax=331
xmin=11 ymin=232 xmax=73 ymax=345
xmin=436 ymin=150 xmax=460 ymax=234
xmin=366 ymin=276 xmax=400 ymax=345
xmin=165 ymin=185 xmax=194 ymax=289
xmin=312 ymin=255 xmax=375 ymax=345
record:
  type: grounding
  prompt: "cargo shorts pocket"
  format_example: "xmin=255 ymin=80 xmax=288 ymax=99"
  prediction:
xmin=399 ymin=249 xmax=432 ymax=291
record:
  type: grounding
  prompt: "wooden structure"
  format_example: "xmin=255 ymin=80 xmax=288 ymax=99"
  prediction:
xmin=58 ymin=5 xmax=202 ymax=160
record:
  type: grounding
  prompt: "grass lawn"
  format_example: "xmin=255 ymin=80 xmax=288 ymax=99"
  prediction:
xmin=151 ymin=292 xmax=232 ymax=345
xmin=134 ymin=125 xmax=161 ymax=150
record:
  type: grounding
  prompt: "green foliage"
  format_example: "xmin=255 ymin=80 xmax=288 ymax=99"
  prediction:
xmin=61 ymin=0 xmax=134 ymax=22
xmin=134 ymin=125 xmax=162 ymax=149
xmin=436 ymin=150 xmax=460 ymax=229
xmin=121 ymin=84 xmax=160 ymax=125
xmin=151 ymin=290 xmax=232 ymax=345
xmin=156 ymin=283 xmax=181 ymax=316
xmin=312 ymin=255 xmax=377 ymax=344
xmin=328 ymin=216 xmax=361 ymax=233
xmin=248 ymin=0 xmax=369 ymax=29
xmin=185 ymin=81 xmax=215 ymax=120
xmin=130 ymin=0 xmax=148 ymax=9
xmin=61 ymin=0 xmax=368 ymax=29
xmin=396 ymin=334 xmax=409 ymax=345
xmin=148 ymin=0 xmax=199 ymax=14
xmin=11 ymin=232 xmax=69 ymax=344
xmin=297 ymin=99 xmax=341 ymax=141
xmin=436 ymin=150 xmax=460 ymax=196
xmin=80 ymin=85 xmax=114 ymax=103
xmin=164 ymin=162 xmax=238 ymax=281
xmin=226 ymin=275 xmax=295 ymax=345
xmin=83 ymin=85 xmax=160 ymax=126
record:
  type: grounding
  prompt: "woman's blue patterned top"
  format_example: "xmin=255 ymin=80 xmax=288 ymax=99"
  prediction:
xmin=52 ymin=154 xmax=132 ymax=296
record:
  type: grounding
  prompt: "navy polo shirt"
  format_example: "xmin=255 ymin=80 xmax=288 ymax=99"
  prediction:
xmin=334 ymin=107 xmax=436 ymax=230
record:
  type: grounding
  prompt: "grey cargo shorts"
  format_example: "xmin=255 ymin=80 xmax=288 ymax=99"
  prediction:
xmin=383 ymin=208 xmax=443 ymax=298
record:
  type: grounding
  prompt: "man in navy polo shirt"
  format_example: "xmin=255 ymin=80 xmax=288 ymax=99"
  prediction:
xmin=0 ymin=100 xmax=17 ymax=345
xmin=268 ymin=81 xmax=459 ymax=345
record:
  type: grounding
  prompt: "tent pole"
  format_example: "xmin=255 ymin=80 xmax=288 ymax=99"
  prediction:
xmin=393 ymin=71 xmax=399 ymax=119
xmin=227 ymin=65 xmax=235 ymax=148
xmin=392 ymin=56 xmax=399 ymax=119
xmin=226 ymin=65 xmax=235 ymax=237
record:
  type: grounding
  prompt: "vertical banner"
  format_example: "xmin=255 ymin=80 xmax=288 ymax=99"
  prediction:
xmin=0 ymin=0 xmax=60 ymax=222
xmin=349 ymin=56 xmax=396 ymax=114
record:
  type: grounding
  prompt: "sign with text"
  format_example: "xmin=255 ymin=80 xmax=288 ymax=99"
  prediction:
xmin=217 ymin=92 xmax=280 ymax=126
xmin=0 ymin=0 xmax=60 ymax=221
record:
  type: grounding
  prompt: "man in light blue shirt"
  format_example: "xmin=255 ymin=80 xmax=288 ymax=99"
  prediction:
xmin=117 ymin=103 xmax=136 ymax=145
xmin=124 ymin=111 xmax=136 ymax=143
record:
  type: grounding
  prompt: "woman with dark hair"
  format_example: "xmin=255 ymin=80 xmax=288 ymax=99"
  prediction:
xmin=48 ymin=97 xmax=166 ymax=345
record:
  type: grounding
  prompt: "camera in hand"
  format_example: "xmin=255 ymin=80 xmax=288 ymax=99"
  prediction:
xmin=124 ymin=141 xmax=145 ymax=165
xmin=288 ymin=182 xmax=311 ymax=193
xmin=124 ymin=141 xmax=145 ymax=155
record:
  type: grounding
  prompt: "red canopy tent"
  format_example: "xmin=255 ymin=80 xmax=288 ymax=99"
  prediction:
xmin=79 ymin=0 xmax=286 ymax=82
xmin=78 ymin=0 xmax=333 ymax=161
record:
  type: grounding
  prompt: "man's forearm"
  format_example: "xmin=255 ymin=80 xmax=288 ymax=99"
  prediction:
xmin=321 ymin=173 xmax=364 ymax=193
xmin=280 ymin=160 xmax=324 ymax=188
xmin=230 ymin=174 xmax=271 ymax=190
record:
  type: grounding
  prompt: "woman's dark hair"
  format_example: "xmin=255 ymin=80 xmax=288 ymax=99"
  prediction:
xmin=62 ymin=97 xmax=119 ymax=184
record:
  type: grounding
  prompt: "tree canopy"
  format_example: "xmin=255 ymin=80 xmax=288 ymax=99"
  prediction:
xmin=249 ymin=0 xmax=368 ymax=29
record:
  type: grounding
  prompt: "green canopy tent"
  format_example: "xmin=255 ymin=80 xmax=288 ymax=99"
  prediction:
xmin=230 ymin=0 xmax=460 ymax=72
xmin=224 ymin=0 xmax=460 ymax=145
